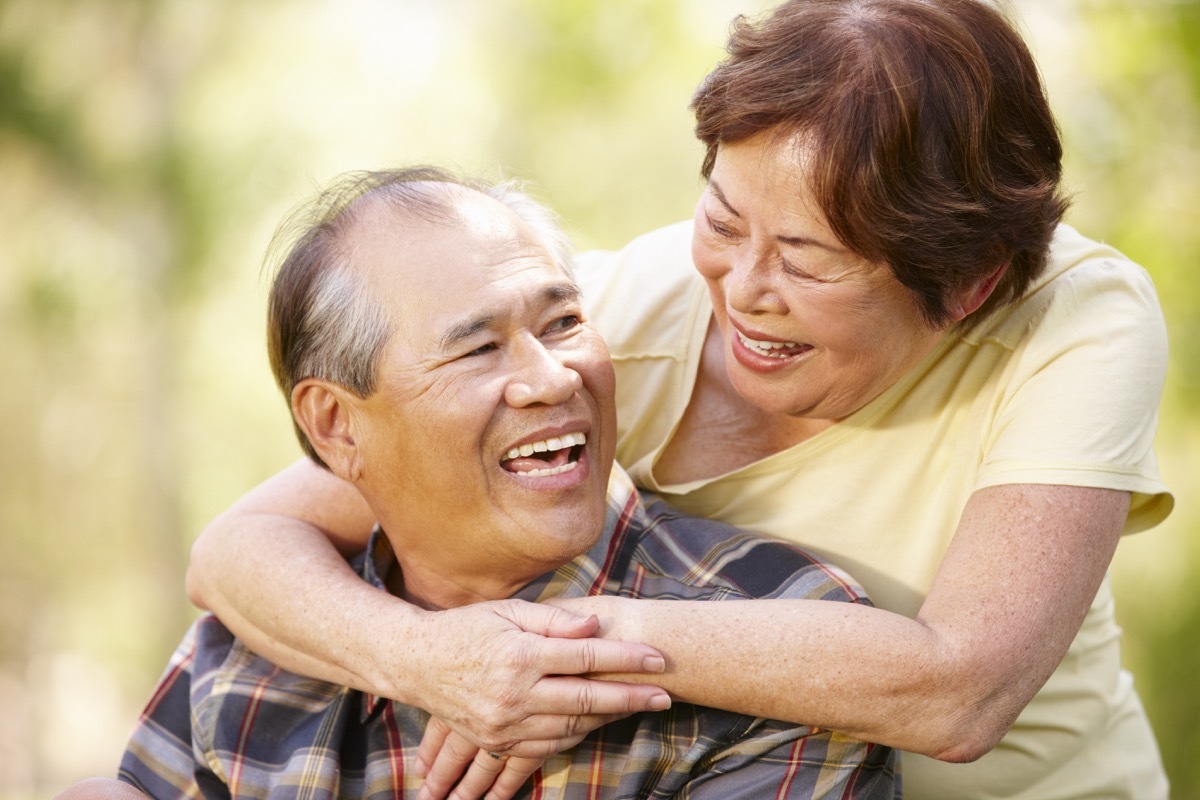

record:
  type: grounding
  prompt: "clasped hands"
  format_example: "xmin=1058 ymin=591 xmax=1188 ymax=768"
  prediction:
xmin=403 ymin=597 xmax=669 ymax=800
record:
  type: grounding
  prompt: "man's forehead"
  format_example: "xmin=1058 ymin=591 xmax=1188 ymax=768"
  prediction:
xmin=344 ymin=188 xmax=571 ymax=342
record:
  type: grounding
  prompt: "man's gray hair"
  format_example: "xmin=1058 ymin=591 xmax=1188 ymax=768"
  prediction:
xmin=265 ymin=166 xmax=576 ymax=467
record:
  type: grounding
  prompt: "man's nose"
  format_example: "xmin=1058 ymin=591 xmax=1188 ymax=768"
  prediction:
xmin=503 ymin=337 xmax=583 ymax=407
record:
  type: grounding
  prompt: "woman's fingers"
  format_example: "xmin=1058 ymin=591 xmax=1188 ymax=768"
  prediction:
xmin=497 ymin=600 xmax=666 ymax=677
xmin=443 ymin=676 xmax=670 ymax=752
xmin=517 ymin=631 xmax=666 ymax=680
xmin=416 ymin=600 xmax=669 ymax=751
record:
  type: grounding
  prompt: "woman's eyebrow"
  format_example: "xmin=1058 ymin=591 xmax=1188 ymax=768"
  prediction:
xmin=708 ymin=179 xmax=740 ymax=218
xmin=710 ymin=177 xmax=849 ymax=254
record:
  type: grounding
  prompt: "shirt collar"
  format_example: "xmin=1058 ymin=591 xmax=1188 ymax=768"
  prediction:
xmin=356 ymin=467 xmax=642 ymax=719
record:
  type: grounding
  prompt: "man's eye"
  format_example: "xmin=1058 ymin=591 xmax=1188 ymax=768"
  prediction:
xmin=547 ymin=315 xmax=581 ymax=333
xmin=463 ymin=343 xmax=496 ymax=357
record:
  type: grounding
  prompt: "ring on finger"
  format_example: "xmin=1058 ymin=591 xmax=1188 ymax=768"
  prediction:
xmin=486 ymin=751 xmax=509 ymax=761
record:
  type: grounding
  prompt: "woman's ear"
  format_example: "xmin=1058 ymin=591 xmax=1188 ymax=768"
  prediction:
xmin=949 ymin=261 xmax=1009 ymax=322
xmin=292 ymin=379 xmax=363 ymax=481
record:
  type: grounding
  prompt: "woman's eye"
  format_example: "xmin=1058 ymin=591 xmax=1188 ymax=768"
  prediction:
xmin=706 ymin=213 xmax=737 ymax=238
xmin=781 ymin=258 xmax=824 ymax=282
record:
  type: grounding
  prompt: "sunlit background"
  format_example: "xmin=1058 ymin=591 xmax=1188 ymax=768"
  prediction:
xmin=1 ymin=0 xmax=1197 ymax=796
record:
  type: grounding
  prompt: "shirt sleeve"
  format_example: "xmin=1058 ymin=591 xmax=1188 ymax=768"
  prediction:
xmin=681 ymin=721 xmax=897 ymax=799
xmin=118 ymin=619 xmax=220 ymax=799
xmin=976 ymin=249 xmax=1173 ymax=533
xmin=637 ymin=496 xmax=873 ymax=606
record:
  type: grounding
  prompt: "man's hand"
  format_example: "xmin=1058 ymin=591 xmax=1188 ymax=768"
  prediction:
xmin=416 ymin=719 xmax=550 ymax=800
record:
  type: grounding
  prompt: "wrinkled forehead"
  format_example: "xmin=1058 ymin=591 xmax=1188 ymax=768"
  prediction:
xmin=347 ymin=190 xmax=569 ymax=345
xmin=348 ymin=187 xmax=551 ymax=272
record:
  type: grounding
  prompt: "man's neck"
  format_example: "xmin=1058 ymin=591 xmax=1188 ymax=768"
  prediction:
xmin=378 ymin=534 xmax=554 ymax=610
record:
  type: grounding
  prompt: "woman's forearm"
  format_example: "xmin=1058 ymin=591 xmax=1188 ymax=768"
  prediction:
xmin=567 ymin=595 xmax=971 ymax=756
xmin=187 ymin=506 xmax=428 ymax=698
xmin=185 ymin=460 xmax=673 ymax=747
xmin=185 ymin=459 xmax=398 ymax=694
xmin=565 ymin=484 xmax=1128 ymax=762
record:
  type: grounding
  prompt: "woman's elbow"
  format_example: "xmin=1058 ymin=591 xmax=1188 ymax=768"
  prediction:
xmin=184 ymin=538 xmax=212 ymax=610
xmin=185 ymin=513 xmax=231 ymax=611
xmin=926 ymin=725 xmax=1006 ymax=764
xmin=918 ymin=691 xmax=1022 ymax=763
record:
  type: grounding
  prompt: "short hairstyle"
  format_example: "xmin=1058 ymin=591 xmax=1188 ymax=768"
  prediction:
xmin=265 ymin=166 xmax=575 ymax=466
xmin=692 ymin=0 xmax=1070 ymax=327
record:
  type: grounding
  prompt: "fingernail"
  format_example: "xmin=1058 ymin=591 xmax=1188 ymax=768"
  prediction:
xmin=643 ymin=655 xmax=666 ymax=673
xmin=649 ymin=693 xmax=672 ymax=711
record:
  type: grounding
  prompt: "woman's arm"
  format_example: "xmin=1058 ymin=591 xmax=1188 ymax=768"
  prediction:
xmin=562 ymin=482 xmax=1127 ymax=761
xmin=185 ymin=459 xmax=672 ymax=748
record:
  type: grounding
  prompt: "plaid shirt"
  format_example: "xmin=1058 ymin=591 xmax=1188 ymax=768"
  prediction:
xmin=119 ymin=471 xmax=898 ymax=799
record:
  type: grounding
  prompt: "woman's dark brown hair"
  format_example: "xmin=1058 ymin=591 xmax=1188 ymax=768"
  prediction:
xmin=692 ymin=0 xmax=1070 ymax=326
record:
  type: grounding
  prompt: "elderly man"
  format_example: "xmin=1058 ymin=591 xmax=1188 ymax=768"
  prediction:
xmin=80 ymin=167 xmax=896 ymax=799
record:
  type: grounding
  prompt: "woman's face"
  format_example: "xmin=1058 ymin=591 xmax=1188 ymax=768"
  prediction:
xmin=692 ymin=131 xmax=947 ymax=421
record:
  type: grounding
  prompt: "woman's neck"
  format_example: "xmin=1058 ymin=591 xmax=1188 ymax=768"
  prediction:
xmin=653 ymin=318 xmax=832 ymax=486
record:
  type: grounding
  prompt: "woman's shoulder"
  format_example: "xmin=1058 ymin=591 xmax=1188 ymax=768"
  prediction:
xmin=967 ymin=223 xmax=1164 ymax=348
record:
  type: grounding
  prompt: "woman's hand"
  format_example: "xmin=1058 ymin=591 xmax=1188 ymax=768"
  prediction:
xmin=403 ymin=598 xmax=669 ymax=754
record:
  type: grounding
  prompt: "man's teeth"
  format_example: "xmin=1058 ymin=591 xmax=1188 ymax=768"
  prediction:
xmin=515 ymin=461 xmax=578 ymax=477
xmin=737 ymin=330 xmax=800 ymax=358
xmin=505 ymin=432 xmax=586 ymax=462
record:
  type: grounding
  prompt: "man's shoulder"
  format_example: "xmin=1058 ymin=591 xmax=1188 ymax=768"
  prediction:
xmin=621 ymin=493 xmax=871 ymax=606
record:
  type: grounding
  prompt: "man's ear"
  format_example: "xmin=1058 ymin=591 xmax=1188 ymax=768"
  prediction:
xmin=948 ymin=261 xmax=1009 ymax=323
xmin=292 ymin=379 xmax=364 ymax=482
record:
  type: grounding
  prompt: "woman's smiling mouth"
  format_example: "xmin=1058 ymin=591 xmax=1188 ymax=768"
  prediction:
xmin=735 ymin=330 xmax=809 ymax=359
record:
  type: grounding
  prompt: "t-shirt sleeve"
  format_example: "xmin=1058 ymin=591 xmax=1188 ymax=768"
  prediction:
xmin=574 ymin=222 xmax=711 ymax=474
xmin=976 ymin=249 xmax=1173 ymax=533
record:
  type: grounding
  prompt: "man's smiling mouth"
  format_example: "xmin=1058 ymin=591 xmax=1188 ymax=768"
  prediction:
xmin=501 ymin=432 xmax=587 ymax=477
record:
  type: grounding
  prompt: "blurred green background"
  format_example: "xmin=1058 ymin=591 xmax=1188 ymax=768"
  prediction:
xmin=1 ymin=0 xmax=1196 ymax=796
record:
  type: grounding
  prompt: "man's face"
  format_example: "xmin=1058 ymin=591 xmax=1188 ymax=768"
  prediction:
xmin=343 ymin=190 xmax=617 ymax=609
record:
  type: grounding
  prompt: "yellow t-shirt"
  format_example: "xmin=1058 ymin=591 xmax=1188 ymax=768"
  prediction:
xmin=575 ymin=221 xmax=1174 ymax=800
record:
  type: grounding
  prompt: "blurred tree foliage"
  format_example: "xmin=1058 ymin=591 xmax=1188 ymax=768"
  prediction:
xmin=0 ymin=0 xmax=1195 ymax=796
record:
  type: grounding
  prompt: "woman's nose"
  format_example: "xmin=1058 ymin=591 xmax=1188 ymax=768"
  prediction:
xmin=725 ymin=246 xmax=786 ymax=316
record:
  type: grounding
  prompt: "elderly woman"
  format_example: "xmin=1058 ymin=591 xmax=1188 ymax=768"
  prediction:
xmin=186 ymin=1 xmax=1172 ymax=798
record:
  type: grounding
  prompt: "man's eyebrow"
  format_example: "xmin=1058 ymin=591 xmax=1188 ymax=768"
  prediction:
xmin=439 ymin=315 xmax=495 ymax=351
xmin=437 ymin=282 xmax=582 ymax=351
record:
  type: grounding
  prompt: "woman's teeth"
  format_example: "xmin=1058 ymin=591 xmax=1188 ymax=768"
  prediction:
xmin=504 ymin=431 xmax=586 ymax=462
xmin=737 ymin=330 xmax=800 ymax=358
